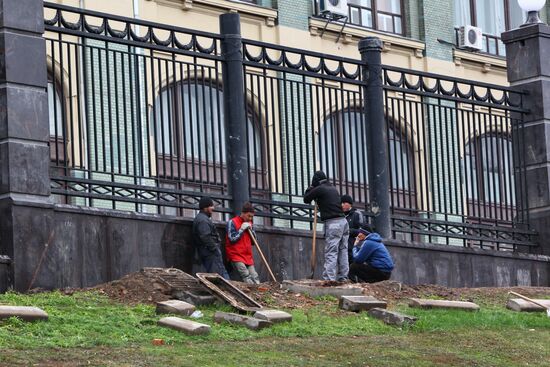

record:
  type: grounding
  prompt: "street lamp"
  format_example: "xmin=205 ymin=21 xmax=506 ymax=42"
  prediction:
xmin=518 ymin=0 xmax=547 ymax=26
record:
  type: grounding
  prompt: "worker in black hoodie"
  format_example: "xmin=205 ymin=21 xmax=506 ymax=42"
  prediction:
xmin=341 ymin=194 xmax=365 ymax=264
xmin=304 ymin=171 xmax=350 ymax=281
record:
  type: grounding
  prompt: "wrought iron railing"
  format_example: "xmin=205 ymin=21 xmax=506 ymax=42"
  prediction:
xmin=382 ymin=66 xmax=531 ymax=249
xmin=44 ymin=2 xmax=536 ymax=250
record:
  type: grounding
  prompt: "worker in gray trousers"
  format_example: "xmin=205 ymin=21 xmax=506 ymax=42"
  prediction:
xmin=304 ymin=171 xmax=349 ymax=281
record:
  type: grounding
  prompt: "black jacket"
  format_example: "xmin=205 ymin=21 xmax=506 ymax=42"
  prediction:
xmin=303 ymin=181 xmax=344 ymax=221
xmin=344 ymin=207 xmax=364 ymax=247
xmin=192 ymin=211 xmax=221 ymax=254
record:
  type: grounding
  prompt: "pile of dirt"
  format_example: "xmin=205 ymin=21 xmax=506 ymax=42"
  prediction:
xmin=86 ymin=270 xmax=550 ymax=309
xmin=89 ymin=271 xmax=173 ymax=305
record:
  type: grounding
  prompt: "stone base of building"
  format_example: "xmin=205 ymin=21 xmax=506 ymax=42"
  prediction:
xmin=1 ymin=202 xmax=548 ymax=292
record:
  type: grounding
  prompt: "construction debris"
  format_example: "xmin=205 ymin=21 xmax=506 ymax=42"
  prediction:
xmin=281 ymin=280 xmax=363 ymax=298
xmin=214 ymin=311 xmax=273 ymax=330
xmin=507 ymin=298 xmax=550 ymax=312
xmin=408 ymin=298 xmax=480 ymax=311
xmin=0 ymin=306 xmax=48 ymax=321
xmin=367 ymin=308 xmax=417 ymax=327
xmin=339 ymin=295 xmax=387 ymax=312
xmin=157 ymin=316 xmax=211 ymax=335
xmin=253 ymin=309 xmax=292 ymax=323
xmin=155 ymin=300 xmax=196 ymax=316
xmin=196 ymin=273 xmax=263 ymax=312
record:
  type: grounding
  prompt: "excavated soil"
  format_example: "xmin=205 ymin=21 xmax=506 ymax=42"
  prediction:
xmin=84 ymin=270 xmax=550 ymax=309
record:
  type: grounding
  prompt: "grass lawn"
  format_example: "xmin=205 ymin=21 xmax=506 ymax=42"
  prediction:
xmin=1 ymin=291 xmax=549 ymax=366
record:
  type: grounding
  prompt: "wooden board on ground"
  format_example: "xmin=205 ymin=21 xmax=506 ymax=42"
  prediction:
xmin=196 ymin=273 xmax=263 ymax=312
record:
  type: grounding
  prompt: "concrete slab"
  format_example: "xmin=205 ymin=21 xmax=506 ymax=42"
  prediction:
xmin=214 ymin=311 xmax=273 ymax=330
xmin=506 ymin=298 xmax=550 ymax=312
xmin=157 ymin=317 xmax=211 ymax=335
xmin=339 ymin=296 xmax=387 ymax=312
xmin=408 ymin=298 xmax=480 ymax=311
xmin=368 ymin=308 xmax=417 ymax=327
xmin=0 ymin=306 xmax=48 ymax=321
xmin=282 ymin=280 xmax=363 ymax=298
xmin=156 ymin=300 xmax=196 ymax=316
xmin=253 ymin=309 xmax=292 ymax=323
xmin=173 ymin=290 xmax=218 ymax=306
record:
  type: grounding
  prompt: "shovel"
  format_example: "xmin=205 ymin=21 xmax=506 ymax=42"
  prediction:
xmin=248 ymin=228 xmax=277 ymax=282
xmin=509 ymin=291 xmax=550 ymax=317
xmin=309 ymin=203 xmax=318 ymax=279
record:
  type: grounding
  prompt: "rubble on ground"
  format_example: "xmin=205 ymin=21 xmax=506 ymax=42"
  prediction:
xmin=83 ymin=269 xmax=550 ymax=310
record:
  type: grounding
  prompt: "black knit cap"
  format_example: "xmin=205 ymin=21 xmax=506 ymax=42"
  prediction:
xmin=341 ymin=194 xmax=354 ymax=205
xmin=199 ymin=196 xmax=214 ymax=210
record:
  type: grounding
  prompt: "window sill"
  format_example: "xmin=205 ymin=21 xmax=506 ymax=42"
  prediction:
xmin=149 ymin=0 xmax=277 ymax=26
xmin=308 ymin=17 xmax=425 ymax=58
xmin=453 ymin=49 xmax=507 ymax=73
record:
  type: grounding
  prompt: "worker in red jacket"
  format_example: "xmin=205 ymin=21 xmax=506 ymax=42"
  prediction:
xmin=225 ymin=202 xmax=260 ymax=284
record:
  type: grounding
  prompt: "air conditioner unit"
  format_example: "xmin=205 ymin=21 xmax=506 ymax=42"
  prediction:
xmin=458 ymin=25 xmax=483 ymax=51
xmin=319 ymin=0 xmax=349 ymax=18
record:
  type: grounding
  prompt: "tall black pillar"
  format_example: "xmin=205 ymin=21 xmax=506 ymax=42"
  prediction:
xmin=0 ymin=0 xmax=50 ymax=291
xmin=359 ymin=37 xmax=391 ymax=238
xmin=220 ymin=13 xmax=250 ymax=216
xmin=502 ymin=23 xmax=550 ymax=255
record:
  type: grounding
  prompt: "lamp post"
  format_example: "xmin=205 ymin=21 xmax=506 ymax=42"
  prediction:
xmin=518 ymin=0 xmax=547 ymax=26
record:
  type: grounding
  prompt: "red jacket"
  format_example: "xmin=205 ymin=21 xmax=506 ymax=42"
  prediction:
xmin=225 ymin=216 xmax=254 ymax=265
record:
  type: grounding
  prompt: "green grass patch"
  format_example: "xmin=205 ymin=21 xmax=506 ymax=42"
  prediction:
xmin=1 ymin=291 xmax=549 ymax=366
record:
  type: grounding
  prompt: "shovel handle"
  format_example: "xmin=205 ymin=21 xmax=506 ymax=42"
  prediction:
xmin=248 ymin=228 xmax=277 ymax=282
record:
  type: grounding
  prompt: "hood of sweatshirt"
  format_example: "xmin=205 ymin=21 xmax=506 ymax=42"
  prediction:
xmin=311 ymin=170 xmax=327 ymax=187
xmin=366 ymin=232 xmax=382 ymax=242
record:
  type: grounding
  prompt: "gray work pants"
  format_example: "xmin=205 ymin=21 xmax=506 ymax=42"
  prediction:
xmin=232 ymin=262 xmax=260 ymax=284
xmin=322 ymin=217 xmax=349 ymax=281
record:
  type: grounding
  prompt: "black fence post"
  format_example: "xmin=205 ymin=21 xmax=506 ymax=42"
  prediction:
xmin=220 ymin=13 xmax=250 ymax=216
xmin=359 ymin=37 xmax=391 ymax=238
xmin=0 ymin=0 xmax=51 ymax=292
xmin=502 ymin=24 xmax=550 ymax=255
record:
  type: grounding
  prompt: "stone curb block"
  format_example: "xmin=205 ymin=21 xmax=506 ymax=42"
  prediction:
xmin=253 ymin=309 xmax=292 ymax=323
xmin=0 ymin=306 xmax=48 ymax=321
xmin=158 ymin=317 xmax=211 ymax=335
xmin=156 ymin=300 xmax=196 ymax=316
xmin=339 ymin=296 xmax=387 ymax=312
xmin=506 ymin=298 xmax=550 ymax=312
xmin=408 ymin=298 xmax=480 ymax=311
xmin=368 ymin=308 xmax=417 ymax=327
xmin=214 ymin=311 xmax=273 ymax=330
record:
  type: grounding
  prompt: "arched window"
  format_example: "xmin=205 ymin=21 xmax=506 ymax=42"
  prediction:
xmin=317 ymin=109 xmax=414 ymax=206
xmin=464 ymin=134 xmax=515 ymax=221
xmin=48 ymin=76 xmax=66 ymax=166
xmin=48 ymin=79 xmax=63 ymax=137
xmin=153 ymin=81 xmax=262 ymax=182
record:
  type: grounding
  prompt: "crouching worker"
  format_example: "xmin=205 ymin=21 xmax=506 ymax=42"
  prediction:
xmin=193 ymin=196 xmax=230 ymax=279
xmin=225 ymin=202 xmax=260 ymax=284
xmin=349 ymin=225 xmax=394 ymax=283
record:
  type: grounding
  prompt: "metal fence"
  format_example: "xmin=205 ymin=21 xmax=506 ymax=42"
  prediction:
xmin=382 ymin=66 xmax=532 ymax=250
xmin=44 ymin=2 xmax=535 ymax=251
xmin=45 ymin=3 xmax=232 ymax=217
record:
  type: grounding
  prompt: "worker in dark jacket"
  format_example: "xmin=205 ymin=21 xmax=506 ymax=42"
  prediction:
xmin=192 ymin=196 xmax=230 ymax=279
xmin=350 ymin=225 xmax=393 ymax=283
xmin=304 ymin=171 xmax=349 ymax=281
xmin=341 ymin=194 xmax=365 ymax=264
